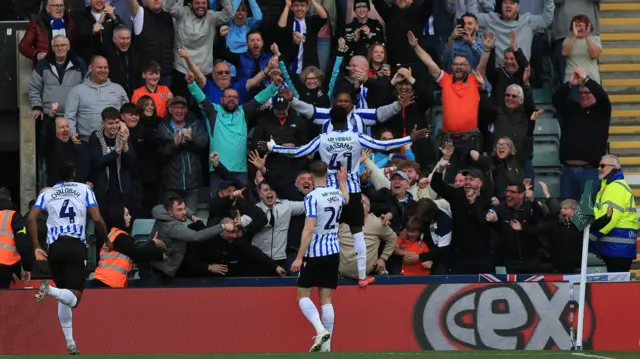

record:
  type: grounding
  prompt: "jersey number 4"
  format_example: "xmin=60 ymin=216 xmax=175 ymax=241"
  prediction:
xmin=59 ymin=199 xmax=77 ymax=224
xmin=328 ymin=153 xmax=352 ymax=173
xmin=323 ymin=207 xmax=342 ymax=230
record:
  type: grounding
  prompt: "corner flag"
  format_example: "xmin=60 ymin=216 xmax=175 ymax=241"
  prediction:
xmin=572 ymin=179 xmax=595 ymax=231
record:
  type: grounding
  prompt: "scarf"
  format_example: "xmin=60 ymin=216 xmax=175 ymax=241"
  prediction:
xmin=291 ymin=18 xmax=306 ymax=74
xmin=96 ymin=130 xmax=123 ymax=193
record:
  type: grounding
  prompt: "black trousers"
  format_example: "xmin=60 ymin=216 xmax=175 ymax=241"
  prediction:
xmin=453 ymin=252 xmax=495 ymax=274
xmin=602 ymin=256 xmax=633 ymax=273
xmin=0 ymin=264 xmax=14 ymax=289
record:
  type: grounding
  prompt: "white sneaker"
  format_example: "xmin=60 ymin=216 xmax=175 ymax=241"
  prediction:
xmin=309 ymin=329 xmax=331 ymax=352
xmin=320 ymin=339 xmax=331 ymax=352
xmin=67 ymin=344 xmax=80 ymax=355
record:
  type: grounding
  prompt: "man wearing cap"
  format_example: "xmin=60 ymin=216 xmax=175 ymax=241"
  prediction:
xmin=365 ymin=170 xmax=417 ymax=234
xmin=343 ymin=1 xmax=385 ymax=59
xmin=487 ymin=182 xmax=545 ymax=274
xmin=430 ymin=159 xmax=495 ymax=274
xmin=157 ymin=95 xmax=209 ymax=211
xmin=252 ymin=93 xmax=308 ymax=176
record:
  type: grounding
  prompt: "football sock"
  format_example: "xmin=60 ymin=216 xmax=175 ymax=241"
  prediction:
xmin=57 ymin=302 xmax=75 ymax=346
xmin=321 ymin=304 xmax=334 ymax=334
xmin=298 ymin=297 xmax=326 ymax=335
xmin=48 ymin=287 xmax=78 ymax=308
xmin=353 ymin=232 xmax=367 ymax=280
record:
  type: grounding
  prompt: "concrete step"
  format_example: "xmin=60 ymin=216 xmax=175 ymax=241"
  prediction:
xmin=610 ymin=94 xmax=640 ymax=103
xmin=600 ymin=40 xmax=640 ymax=48
xmin=621 ymin=157 xmax=640 ymax=167
xmin=610 ymin=141 xmax=640 ymax=156
xmin=624 ymin=165 xmax=640 ymax=173
xmin=600 ymin=48 xmax=640 ymax=64
xmin=600 ymin=64 xmax=640 ymax=79
xmin=601 ymin=33 xmax=640 ymax=41
xmin=603 ymin=78 xmax=640 ymax=93
xmin=610 ymin=126 xmax=640 ymax=135
xmin=601 ymin=18 xmax=640 ymax=33
xmin=612 ymin=106 xmax=640 ymax=125
xmin=602 ymin=3 xmax=640 ymax=10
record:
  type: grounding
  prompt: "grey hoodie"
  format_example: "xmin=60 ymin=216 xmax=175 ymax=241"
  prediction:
xmin=148 ymin=204 xmax=223 ymax=277
xmin=64 ymin=77 xmax=129 ymax=142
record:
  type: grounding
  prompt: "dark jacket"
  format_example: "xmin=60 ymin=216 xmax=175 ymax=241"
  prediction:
xmin=93 ymin=37 xmax=139 ymax=98
xmin=276 ymin=15 xmax=326 ymax=71
xmin=491 ymin=200 xmax=545 ymax=265
xmin=128 ymin=116 xmax=161 ymax=183
xmin=207 ymin=193 xmax=268 ymax=234
xmin=371 ymin=0 xmax=431 ymax=67
xmin=553 ymin=79 xmax=612 ymax=167
xmin=105 ymin=230 xmax=165 ymax=264
xmin=342 ymin=18 xmax=385 ymax=58
xmin=133 ymin=7 xmax=174 ymax=76
xmin=19 ymin=10 xmax=77 ymax=68
xmin=43 ymin=137 xmax=86 ymax=186
xmin=470 ymin=153 xmax=524 ymax=201
xmin=74 ymin=6 xmax=123 ymax=64
xmin=157 ymin=116 xmax=209 ymax=191
xmin=486 ymin=47 xmax=529 ymax=103
xmin=252 ymin=111 xmax=308 ymax=175
xmin=0 ymin=199 xmax=33 ymax=271
xmin=430 ymin=170 xmax=493 ymax=256
xmin=365 ymin=188 xmax=417 ymax=234
xmin=480 ymin=85 xmax=536 ymax=165
xmin=88 ymin=130 xmax=136 ymax=201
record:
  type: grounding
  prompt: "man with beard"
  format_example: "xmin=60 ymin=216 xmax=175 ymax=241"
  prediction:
xmin=164 ymin=0 xmax=234 ymax=98
xmin=486 ymin=182 xmax=544 ymax=274
xmin=187 ymin=70 xmax=283 ymax=193
xmin=442 ymin=13 xmax=484 ymax=73
xmin=430 ymin=159 xmax=495 ymax=274
xmin=485 ymin=29 xmax=529 ymax=104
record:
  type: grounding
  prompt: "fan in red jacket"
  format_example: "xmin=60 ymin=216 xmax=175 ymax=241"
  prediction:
xmin=18 ymin=0 xmax=76 ymax=69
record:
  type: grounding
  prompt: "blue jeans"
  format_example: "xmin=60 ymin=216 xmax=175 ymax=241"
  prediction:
xmin=561 ymin=165 xmax=599 ymax=201
xmin=317 ymin=38 xmax=332 ymax=74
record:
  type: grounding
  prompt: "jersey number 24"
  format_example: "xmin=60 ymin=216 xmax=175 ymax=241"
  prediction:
xmin=324 ymin=207 xmax=342 ymax=230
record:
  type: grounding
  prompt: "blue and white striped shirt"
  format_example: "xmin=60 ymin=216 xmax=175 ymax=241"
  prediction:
xmin=33 ymin=182 xmax=98 ymax=245
xmin=271 ymin=129 xmax=412 ymax=193
xmin=304 ymin=186 xmax=346 ymax=257
xmin=313 ymin=107 xmax=377 ymax=136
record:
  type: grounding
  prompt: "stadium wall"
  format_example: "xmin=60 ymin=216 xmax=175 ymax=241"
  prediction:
xmin=1 ymin=281 xmax=639 ymax=354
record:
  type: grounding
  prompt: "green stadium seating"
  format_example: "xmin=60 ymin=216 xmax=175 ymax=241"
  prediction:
xmin=533 ymin=170 xmax=561 ymax=199
xmin=131 ymin=219 xmax=155 ymax=243
xmin=533 ymin=118 xmax=561 ymax=138
xmin=532 ymin=141 xmax=561 ymax=167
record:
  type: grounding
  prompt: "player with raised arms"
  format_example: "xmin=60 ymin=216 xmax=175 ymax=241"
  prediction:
xmin=27 ymin=161 xmax=110 ymax=355
xmin=288 ymin=161 xmax=348 ymax=352
xmin=258 ymin=106 xmax=429 ymax=288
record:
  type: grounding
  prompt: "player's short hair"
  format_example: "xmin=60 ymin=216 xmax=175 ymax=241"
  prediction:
xmin=0 ymin=187 xmax=11 ymax=200
xmin=164 ymin=196 xmax=184 ymax=211
xmin=333 ymin=86 xmax=357 ymax=104
xmin=309 ymin=161 xmax=328 ymax=178
xmin=329 ymin=106 xmax=349 ymax=130
xmin=59 ymin=161 xmax=76 ymax=181
xmin=101 ymin=107 xmax=121 ymax=121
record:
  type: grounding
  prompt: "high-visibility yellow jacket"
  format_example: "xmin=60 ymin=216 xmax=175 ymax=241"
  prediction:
xmin=590 ymin=171 xmax=638 ymax=259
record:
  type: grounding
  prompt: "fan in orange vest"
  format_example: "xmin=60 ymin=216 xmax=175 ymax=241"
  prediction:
xmin=131 ymin=61 xmax=172 ymax=119
xmin=393 ymin=218 xmax=432 ymax=276
xmin=92 ymin=206 xmax=166 ymax=288
xmin=0 ymin=188 xmax=33 ymax=288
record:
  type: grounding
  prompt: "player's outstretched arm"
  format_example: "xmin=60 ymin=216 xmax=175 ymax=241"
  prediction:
xmin=358 ymin=133 xmax=412 ymax=151
xmin=258 ymin=135 xmax=321 ymax=158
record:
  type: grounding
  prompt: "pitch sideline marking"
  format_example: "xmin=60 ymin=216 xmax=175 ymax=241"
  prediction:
xmin=572 ymin=353 xmax=617 ymax=359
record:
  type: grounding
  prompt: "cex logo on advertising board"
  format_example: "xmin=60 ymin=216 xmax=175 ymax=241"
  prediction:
xmin=412 ymin=283 xmax=595 ymax=350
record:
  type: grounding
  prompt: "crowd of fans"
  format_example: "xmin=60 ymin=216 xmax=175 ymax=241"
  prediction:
xmin=6 ymin=0 xmax=627 ymax=285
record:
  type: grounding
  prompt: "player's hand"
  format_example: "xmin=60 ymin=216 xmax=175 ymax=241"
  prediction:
xmin=290 ymin=258 xmax=303 ymax=272
xmin=151 ymin=232 xmax=166 ymax=250
xmin=35 ymin=248 xmax=48 ymax=261
xmin=410 ymin=125 xmax=429 ymax=141
xmin=403 ymin=253 xmax=419 ymax=264
xmin=398 ymin=94 xmax=415 ymax=108
xmin=22 ymin=271 xmax=31 ymax=283
xmin=275 ymin=266 xmax=287 ymax=277
xmin=337 ymin=166 xmax=348 ymax=184
xmin=209 ymin=264 xmax=228 ymax=275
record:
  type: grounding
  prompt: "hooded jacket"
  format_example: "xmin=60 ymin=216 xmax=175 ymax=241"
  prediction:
xmin=64 ymin=77 xmax=129 ymax=142
xmin=28 ymin=53 xmax=87 ymax=115
xmin=148 ymin=204 xmax=223 ymax=277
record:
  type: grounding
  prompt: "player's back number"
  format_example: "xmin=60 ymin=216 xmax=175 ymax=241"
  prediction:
xmin=59 ymin=199 xmax=77 ymax=224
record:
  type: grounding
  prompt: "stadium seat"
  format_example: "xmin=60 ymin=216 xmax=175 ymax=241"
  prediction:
xmin=533 ymin=117 xmax=561 ymax=138
xmin=131 ymin=219 xmax=155 ymax=242
xmin=533 ymin=170 xmax=561 ymax=199
xmin=533 ymin=87 xmax=553 ymax=105
xmin=532 ymin=141 xmax=562 ymax=167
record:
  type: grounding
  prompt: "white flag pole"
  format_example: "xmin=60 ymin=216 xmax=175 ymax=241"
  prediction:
xmin=575 ymin=224 xmax=591 ymax=352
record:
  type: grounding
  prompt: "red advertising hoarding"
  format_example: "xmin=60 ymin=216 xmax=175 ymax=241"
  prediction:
xmin=0 ymin=282 xmax=638 ymax=354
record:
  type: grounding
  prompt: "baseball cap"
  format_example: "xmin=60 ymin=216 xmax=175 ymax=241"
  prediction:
xmin=272 ymin=94 xmax=290 ymax=110
xmin=218 ymin=180 xmax=238 ymax=191
xmin=354 ymin=1 xmax=370 ymax=9
xmin=460 ymin=168 xmax=484 ymax=181
xmin=391 ymin=170 xmax=409 ymax=182
xmin=169 ymin=96 xmax=188 ymax=107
